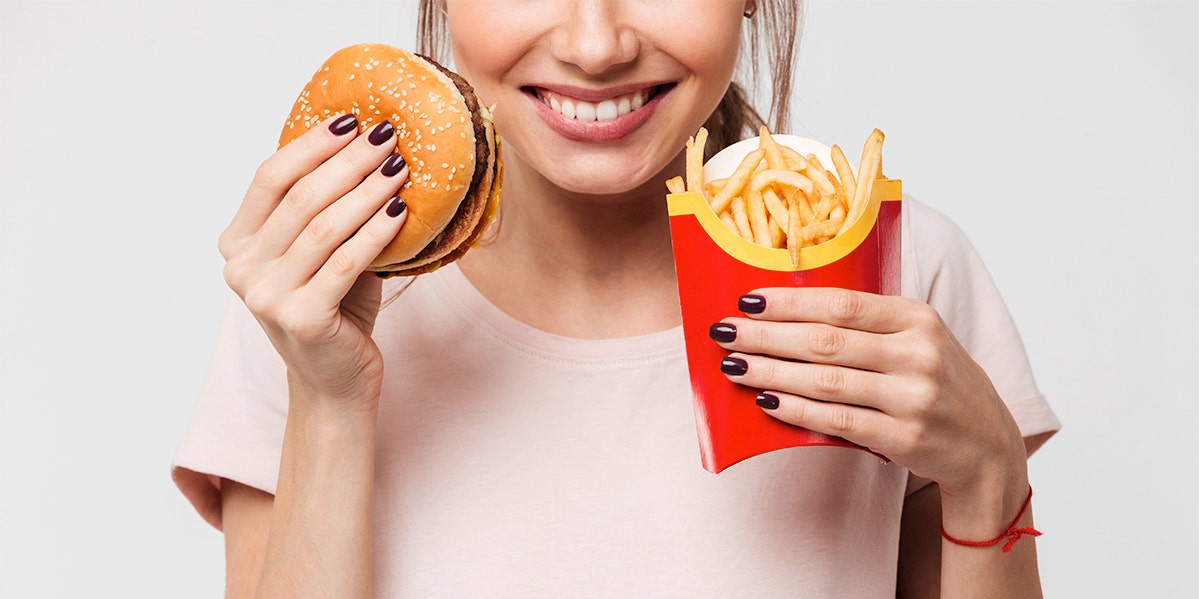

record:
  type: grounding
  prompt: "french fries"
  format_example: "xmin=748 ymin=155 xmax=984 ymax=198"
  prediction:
xmin=669 ymin=126 xmax=886 ymax=267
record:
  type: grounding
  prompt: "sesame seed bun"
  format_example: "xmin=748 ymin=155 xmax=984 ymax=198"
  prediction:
xmin=278 ymin=43 xmax=502 ymax=275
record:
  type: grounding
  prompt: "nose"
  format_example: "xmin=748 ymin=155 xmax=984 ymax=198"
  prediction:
xmin=548 ymin=0 xmax=639 ymax=76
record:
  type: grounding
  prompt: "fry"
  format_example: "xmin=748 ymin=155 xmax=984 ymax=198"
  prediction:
xmin=786 ymin=194 xmax=803 ymax=267
xmin=830 ymin=144 xmax=857 ymax=205
xmin=704 ymin=178 xmax=727 ymax=199
xmin=758 ymin=126 xmax=787 ymax=170
xmin=718 ymin=210 xmax=739 ymax=234
xmin=686 ymin=127 xmax=708 ymax=193
xmin=710 ymin=149 xmax=765 ymax=214
xmin=746 ymin=189 xmax=772 ymax=247
xmin=761 ymin=188 xmax=789 ymax=231
xmin=665 ymin=175 xmax=685 ymax=195
xmin=767 ymin=215 xmax=787 ymax=248
xmin=748 ymin=169 xmax=815 ymax=196
xmin=730 ymin=195 xmax=754 ymax=241
xmin=790 ymin=187 xmax=815 ymax=226
xmin=844 ymin=128 xmax=885 ymax=234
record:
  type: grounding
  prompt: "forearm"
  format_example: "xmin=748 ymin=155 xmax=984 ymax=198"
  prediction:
xmin=938 ymin=466 xmax=1042 ymax=598
xmin=256 ymin=379 xmax=379 ymax=598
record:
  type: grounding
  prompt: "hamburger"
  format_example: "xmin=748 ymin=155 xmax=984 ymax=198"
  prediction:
xmin=278 ymin=43 xmax=503 ymax=277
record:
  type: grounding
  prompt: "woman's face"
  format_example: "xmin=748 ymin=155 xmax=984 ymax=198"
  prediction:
xmin=446 ymin=0 xmax=748 ymax=196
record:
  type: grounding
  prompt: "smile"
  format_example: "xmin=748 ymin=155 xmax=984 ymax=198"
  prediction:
xmin=531 ymin=86 xmax=661 ymax=122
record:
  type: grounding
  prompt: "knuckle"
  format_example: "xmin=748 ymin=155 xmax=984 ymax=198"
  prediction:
xmin=216 ymin=229 xmax=236 ymax=260
xmin=754 ymin=358 xmax=782 ymax=389
xmin=827 ymin=289 xmax=863 ymax=323
xmin=326 ymin=247 xmax=360 ymax=278
xmin=304 ymin=213 xmax=341 ymax=246
xmin=242 ymin=286 xmax=276 ymax=319
xmin=913 ymin=303 xmax=944 ymax=330
xmin=812 ymin=366 xmax=847 ymax=397
xmin=253 ymin=159 xmax=289 ymax=193
xmin=283 ymin=178 xmax=322 ymax=214
xmin=828 ymin=405 xmax=857 ymax=434
xmin=746 ymin=321 xmax=773 ymax=351
xmin=807 ymin=324 xmax=845 ymax=358
xmin=334 ymin=144 xmax=378 ymax=173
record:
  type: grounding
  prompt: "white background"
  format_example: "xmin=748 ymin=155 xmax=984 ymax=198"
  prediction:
xmin=0 ymin=1 xmax=1195 ymax=597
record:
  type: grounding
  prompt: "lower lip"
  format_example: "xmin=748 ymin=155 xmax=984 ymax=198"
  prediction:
xmin=527 ymin=88 xmax=667 ymax=143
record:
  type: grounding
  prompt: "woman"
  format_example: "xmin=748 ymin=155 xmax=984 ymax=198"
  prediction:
xmin=173 ymin=1 xmax=1060 ymax=596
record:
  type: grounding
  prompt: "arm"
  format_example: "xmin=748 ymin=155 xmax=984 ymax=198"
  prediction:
xmin=898 ymin=432 xmax=1054 ymax=598
xmin=221 ymin=398 xmax=378 ymax=598
xmin=216 ymin=114 xmax=410 ymax=597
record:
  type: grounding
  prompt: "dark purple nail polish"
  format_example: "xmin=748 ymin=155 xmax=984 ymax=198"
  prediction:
xmin=756 ymin=392 xmax=780 ymax=410
xmin=739 ymin=294 xmax=766 ymax=314
xmin=720 ymin=356 xmax=748 ymax=376
xmin=386 ymin=197 xmax=407 ymax=218
xmin=328 ymin=114 xmax=358 ymax=136
xmin=368 ymin=121 xmax=395 ymax=146
xmin=382 ymin=153 xmax=407 ymax=177
xmin=709 ymin=322 xmax=737 ymax=343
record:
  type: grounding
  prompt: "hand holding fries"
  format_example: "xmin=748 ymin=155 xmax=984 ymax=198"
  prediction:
xmin=669 ymin=127 xmax=886 ymax=267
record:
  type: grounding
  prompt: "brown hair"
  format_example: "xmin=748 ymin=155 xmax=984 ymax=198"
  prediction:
xmin=416 ymin=1 xmax=804 ymax=158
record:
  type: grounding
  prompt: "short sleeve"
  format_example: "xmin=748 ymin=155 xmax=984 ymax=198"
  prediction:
xmin=171 ymin=297 xmax=289 ymax=530
xmin=900 ymin=199 xmax=1061 ymax=495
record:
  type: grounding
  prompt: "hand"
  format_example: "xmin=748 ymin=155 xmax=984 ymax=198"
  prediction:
xmin=218 ymin=115 xmax=410 ymax=410
xmin=712 ymin=287 xmax=1027 ymax=497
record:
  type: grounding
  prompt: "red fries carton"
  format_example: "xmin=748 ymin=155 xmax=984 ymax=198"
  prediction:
xmin=667 ymin=134 xmax=902 ymax=473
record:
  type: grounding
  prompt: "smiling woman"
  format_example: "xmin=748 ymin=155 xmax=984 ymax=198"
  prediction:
xmin=170 ymin=0 xmax=1059 ymax=596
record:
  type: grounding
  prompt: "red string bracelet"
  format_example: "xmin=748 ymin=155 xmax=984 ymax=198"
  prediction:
xmin=939 ymin=485 xmax=1041 ymax=553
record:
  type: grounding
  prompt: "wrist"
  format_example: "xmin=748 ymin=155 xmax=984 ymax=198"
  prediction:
xmin=287 ymin=369 xmax=383 ymax=417
xmin=939 ymin=458 xmax=1030 ymax=539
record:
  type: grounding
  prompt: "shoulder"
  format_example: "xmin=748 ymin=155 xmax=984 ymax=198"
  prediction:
xmin=900 ymin=196 xmax=992 ymax=304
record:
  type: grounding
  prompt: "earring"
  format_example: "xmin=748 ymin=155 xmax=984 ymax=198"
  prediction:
xmin=744 ymin=2 xmax=757 ymax=18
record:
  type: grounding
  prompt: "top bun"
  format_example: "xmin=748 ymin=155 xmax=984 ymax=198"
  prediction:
xmin=278 ymin=44 xmax=484 ymax=268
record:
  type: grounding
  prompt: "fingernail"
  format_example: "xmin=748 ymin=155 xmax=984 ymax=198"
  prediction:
xmin=368 ymin=121 xmax=395 ymax=146
xmin=708 ymin=322 xmax=737 ymax=343
xmin=739 ymin=294 xmax=766 ymax=314
xmin=386 ymin=197 xmax=407 ymax=218
xmin=382 ymin=153 xmax=407 ymax=177
xmin=720 ymin=356 xmax=748 ymax=376
xmin=328 ymin=114 xmax=358 ymax=136
xmin=756 ymin=392 xmax=780 ymax=410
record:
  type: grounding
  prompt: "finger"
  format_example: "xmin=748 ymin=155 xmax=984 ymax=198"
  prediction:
xmin=222 ymin=114 xmax=361 ymax=253
xmin=737 ymin=287 xmax=923 ymax=334
xmin=253 ymin=120 xmax=398 ymax=260
xmin=709 ymin=317 xmax=891 ymax=371
xmin=308 ymin=192 xmax=410 ymax=302
xmin=754 ymin=390 xmax=895 ymax=452
xmin=274 ymin=154 xmax=409 ymax=285
xmin=719 ymin=352 xmax=892 ymax=411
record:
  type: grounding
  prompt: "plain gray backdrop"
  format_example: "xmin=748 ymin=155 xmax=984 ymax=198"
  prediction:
xmin=1 ymin=1 xmax=1195 ymax=597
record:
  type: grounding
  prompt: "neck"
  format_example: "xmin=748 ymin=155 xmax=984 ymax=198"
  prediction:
xmin=458 ymin=154 xmax=685 ymax=339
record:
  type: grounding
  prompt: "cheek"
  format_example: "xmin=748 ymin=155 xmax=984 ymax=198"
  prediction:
xmin=445 ymin=11 xmax=510 ymax=101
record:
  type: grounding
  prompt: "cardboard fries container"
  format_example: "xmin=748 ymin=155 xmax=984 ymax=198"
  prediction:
xmin=666 ymin=135 xmax=903 ymax=473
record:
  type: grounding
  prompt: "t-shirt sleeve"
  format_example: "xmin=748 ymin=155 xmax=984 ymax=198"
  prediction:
xmin=901 ymin=199 xmax=1061 ymax=496
xmin=171 ymin=297 xmax=289 ymax=530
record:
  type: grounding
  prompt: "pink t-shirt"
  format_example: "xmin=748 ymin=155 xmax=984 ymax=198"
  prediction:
xmin=173 ymin=198 xmax=1060 ymax=596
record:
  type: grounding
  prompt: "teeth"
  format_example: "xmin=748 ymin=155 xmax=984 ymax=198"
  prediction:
xmin=539 ymin=88 xmax=653 ymax=122
xmin=596 ymin=100 xmax=618 ymax=121
xmin=575 ymin=101 xmax=596 ymax=121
